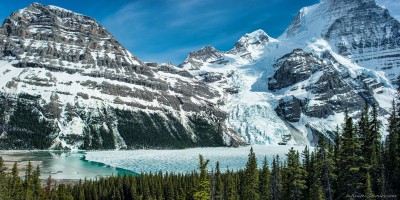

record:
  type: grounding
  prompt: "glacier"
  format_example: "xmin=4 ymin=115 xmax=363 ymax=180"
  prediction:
xmin=179 ymin=0 xmax=398 ymax=145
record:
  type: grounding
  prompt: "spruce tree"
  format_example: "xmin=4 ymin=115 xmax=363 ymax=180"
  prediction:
xmin=260 ymin=157 xmax=272 ymax=200
xmin=368 ymin=105 xmax=383 ymax=195
xmin=309 ymin=180 xmax=325 ymax=200
xmin=0 ymin=157 xmax=7 ymax=199
xmin=283 ymin=148 xmax=307 ymax=200
xmin=214 ymin=162 xmax=223 ymax=200
xmin=316 ymin=137 xmax=334 ymax=200
xmin=165 ymin=175 xmax=174 ymax=200
xmin=224 ymin=170 xmax=236 ymax=200
xmin=24 ymin=161 xmax=34 ymax=200
xmin=193 ymin=155 xmax=210 ymax=200
xmin=365 ymin=172 xmax=375 ymax=200
xmin=302 ymin=146 xmax=311 ymax=199
xmin=271 ymin=156 xmax=281 ymax=200
xmin=384 ymin=100 xmax=400 ymax=194
xmin=10 ymin=162 xmax=23 ymax=200
xmin=32 ymin=165 xmax=42 ymax=200
xmin=337 ymin=115 xmax=364 ymax=198
xmin=242 ymin=147 xmax=260 ymax=200
xmin=358 ymin=103 xmax=370 ymax=156
xmin=332 ymin=125 xmax=341 ymax=199
xmin=45 ymin=175 xmax=52 ymax=197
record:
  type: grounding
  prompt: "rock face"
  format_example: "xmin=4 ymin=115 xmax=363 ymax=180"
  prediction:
xmin=229 ymin=29 xmax=274 ymax=56
xmin=275 ymin=96 xmax=305 ymax=123
xmin=179 ymin=0 xmax=397 ymax=145
xmin=325 ymin=3 xmax=400 ymax=82
xmin=272 ymin=49 xmax=367 ymax=123
xmin=180 ymin=46 xmax=226 ymax=70
xmin=1 ymin=0 xmax=398 ymax=148
xmin=0 ymin=3 xmax=245 ymax=150
xmin=284 ymin=0 xmax=400 ymax=82
xmin=268 ymin=49 xmax=321 ymax=91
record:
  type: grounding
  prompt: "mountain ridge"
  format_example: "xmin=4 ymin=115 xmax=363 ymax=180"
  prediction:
xmin=0 ymin=0 xmax=398 ymax=149
xmin=180 ymin=0 xmax=397 ymax=145
xmin=0 ymin=3 xmax=245 ymax=150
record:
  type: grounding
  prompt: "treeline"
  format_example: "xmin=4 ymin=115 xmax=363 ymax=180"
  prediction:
xmin=0 ymin=93 xmax=55 ymax=149
xmin=0 ymin=103 xmax=399 ymax=199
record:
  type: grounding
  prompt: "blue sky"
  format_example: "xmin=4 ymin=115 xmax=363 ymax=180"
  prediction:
xmin=0 ymin=0 xmax=399 ymax=65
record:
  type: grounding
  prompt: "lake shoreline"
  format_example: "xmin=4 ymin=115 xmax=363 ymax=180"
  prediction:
xmin=0 ymin=150 xmax=137 ymax=181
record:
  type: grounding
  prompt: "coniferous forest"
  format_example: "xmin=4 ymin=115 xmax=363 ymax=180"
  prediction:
xmin=0 ymin=102 xmax=400 ymax=199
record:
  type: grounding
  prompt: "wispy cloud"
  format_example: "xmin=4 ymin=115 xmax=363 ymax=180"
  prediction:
xmin=99 ymin=0 xmax=320 ymax=64
xmin=100 ymin=0 xmax=254 ymax=64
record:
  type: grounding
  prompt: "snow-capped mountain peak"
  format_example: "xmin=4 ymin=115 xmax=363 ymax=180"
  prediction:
xmin=179 ymin=0 xmax=398 ymax=146
xmin=179 ymin=45 xmax=225 ymax=70
xmin=180 ymin=29 xmax=278 ymax=71
xmin=0 ymin=3 xmax=245 ymax=150
xmin=280 ymin=0 xmax=400 ymax=84
xmin=229 ymin=29 xmax=276 ymax=55
xmin=0 ymin=0 xmax=398 ymax=149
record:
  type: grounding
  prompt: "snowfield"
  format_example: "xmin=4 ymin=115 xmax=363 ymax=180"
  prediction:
xmin=84 ymin=145 xmax=310 ymax=173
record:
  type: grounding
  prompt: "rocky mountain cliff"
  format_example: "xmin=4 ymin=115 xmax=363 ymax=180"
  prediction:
xmin=0 ymin=0 xmax=398 ymax=149
xmin=284 ymin=0 xmax=400 ymax=84
xmin=0 ymin=3 xmax=245 ymax=150
xmin=180 ymin=0 xmax=397 ymax=145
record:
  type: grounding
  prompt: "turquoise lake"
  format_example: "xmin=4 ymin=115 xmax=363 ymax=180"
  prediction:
xmin=0 ymin=151 xmax=136 ymax=180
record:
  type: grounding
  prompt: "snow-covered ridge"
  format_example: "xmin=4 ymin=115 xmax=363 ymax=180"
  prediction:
xmin=180 ymin=0 xmax=398 ymax=145
xmin=281 ymin=0 xmax=400 ymax=83
xmin=0 ymin=0 xmax=398 ymax=148
xmin=180 ymin=29 xmax=278 ymax=71
xmin=0 ymin=3 xmax=246 ymax=150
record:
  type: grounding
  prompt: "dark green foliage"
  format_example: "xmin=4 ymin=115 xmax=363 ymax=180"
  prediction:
xmin=214 ymin=161 xmax=223 ymax=200
xmin=24 ymin=161 xmax=33 ymax=199
xmin=242 ymin=147 xmax=259 ymax=200
xmin=116 ymin=109 xmax=225 ymax=149
xmin=188 ymin=115 xmax=225 ymax=147
xmin=260 ymin=157 xmax=272 ymax=200
xmin=315 ymin=136 xmax=334 ymax=200
xmin=17 ymin=93 xmax=41 ymax=101
xmin=302 ymin=146 xmax=312 ymax=199
xmin=0 ymin=95 xmax=56 ymax=149
xmin=0 ymin=95 xmax=6 ymax=124
xmin=224 ymin=170 xmax=236 ymax=200
xmin=99 ymin=123 xmax=116 ymax=149
xmin=116 ymin=109 xmax=193 ymax=148
xmin=0 ymin=157 xmax=7 ymax=199
xmin=282 ymin=148 xmax=307 ymax=200
xmin=10 ymin=162 xmax=23 ymax=199
xmin=336 ymin=114 xmax=364 ymax=198
xmin=0 ymin=128 xmax=399 ymax=200
xmin=193 ymin=155 xmax=211 ymax=200
xmin=0 ymin=92 xmax=227 ymax=150
xmin=33 ymin=165 xmax=42 ymax=199
xmin=365 ymin=172 xmax=374 ymax=199
xmin=366 ymin=105 xmax=384 ymax=195
xmin=271 ymin=155 xmax=282 ymax=200
xmin=0 ymin=93 xmax=399 ymax=199
xmin=384 ymin=100 xmax=400 ymax=195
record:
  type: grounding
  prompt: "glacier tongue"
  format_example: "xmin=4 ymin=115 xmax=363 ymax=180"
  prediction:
xmin=181 ymin=0 xmax=399 ymax=144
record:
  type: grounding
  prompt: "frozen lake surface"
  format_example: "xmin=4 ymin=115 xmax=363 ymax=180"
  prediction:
xmin=85 ymin=145 xmax=308 ymax=173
